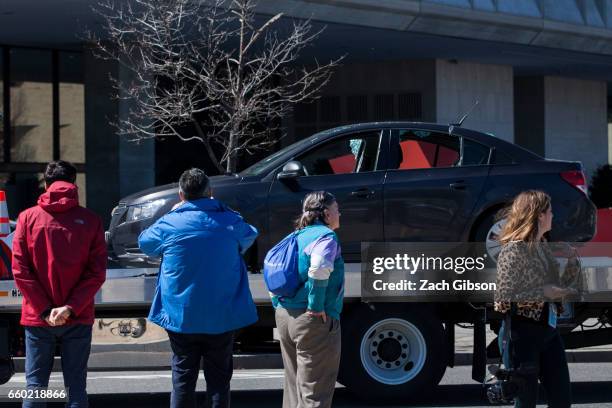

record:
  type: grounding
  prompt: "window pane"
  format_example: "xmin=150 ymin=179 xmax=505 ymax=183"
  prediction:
xmin=0 ymin=172 xmax=85 ymax=217
xmin=493 ymin=149 xmax=514 ymax=165
xmin=10 ymin=48 xmax=52 ymax=163
xmin=298 ymin=131 xmax=380 ymax=176
xmin=0 ymin=172 xmax=44 ymax=217
xmin=462 ymin=139 xmax=491 ymax=166
xmin=396 ymin=129 xmax=460 ymax=170
xmin=59 ymin=52 xmax=84 ymax=163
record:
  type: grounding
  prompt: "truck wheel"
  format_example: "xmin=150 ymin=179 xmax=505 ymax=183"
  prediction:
xmin=338 ymin=304 xmax=447 ymax=402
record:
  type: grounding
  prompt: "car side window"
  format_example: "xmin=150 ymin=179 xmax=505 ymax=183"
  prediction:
xmin=297 ymin=131 xmax=381 ymax=176
xmin=393 ymin=129 xmax=460 ymax=170
xmin=492 ymin=150 xmax=514 ymax=165
xmin=462 ymin=138 xmax=491 ymax=166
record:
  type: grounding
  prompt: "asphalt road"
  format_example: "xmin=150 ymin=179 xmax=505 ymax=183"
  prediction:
xmin=2 ymin=363 xmax=612 ymax=407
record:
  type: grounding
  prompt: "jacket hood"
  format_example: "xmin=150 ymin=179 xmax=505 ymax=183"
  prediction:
xmin=38 ymin=181 xmax=79 ymax=213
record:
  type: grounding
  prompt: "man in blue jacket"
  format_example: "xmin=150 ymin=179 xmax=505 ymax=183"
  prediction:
xmin=139 ymin=168 xmax=258 ymax=408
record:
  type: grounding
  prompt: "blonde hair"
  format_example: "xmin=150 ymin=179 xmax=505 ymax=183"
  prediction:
xmin=499 ymin=190 xmax=551 ymax=246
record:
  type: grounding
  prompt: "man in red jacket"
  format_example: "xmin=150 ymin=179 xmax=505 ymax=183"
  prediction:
xmin=13 ymin=160 xmax=106 ymax=408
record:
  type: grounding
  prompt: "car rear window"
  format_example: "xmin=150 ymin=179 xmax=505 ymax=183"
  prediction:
xmin=394 ymin=130 xmax=460 ymax=169
xmin=391 ymin=130 xmax=492 ymax=169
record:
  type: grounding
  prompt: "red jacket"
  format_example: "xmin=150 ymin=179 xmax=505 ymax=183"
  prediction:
xmin=12 ymin=181 xmax=107 ymax=327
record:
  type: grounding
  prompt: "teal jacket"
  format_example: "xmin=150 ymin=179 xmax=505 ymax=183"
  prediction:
xmin=272 ymin=224 xmax=345 ymax=320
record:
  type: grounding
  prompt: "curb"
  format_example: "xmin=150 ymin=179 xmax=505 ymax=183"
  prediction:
xmin=12 ymin=352 xmax=285 ymax=372
xmin=11 ymin=350 xmax=612 ymax=373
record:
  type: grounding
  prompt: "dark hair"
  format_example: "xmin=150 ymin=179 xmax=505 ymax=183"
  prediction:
xmin=295 ymin=191 xmax=336 ymax=230
xmin=179 ymin=168 xmax=210 ymax=201
xmin=44 ymin=160 xmax=77 ymax=185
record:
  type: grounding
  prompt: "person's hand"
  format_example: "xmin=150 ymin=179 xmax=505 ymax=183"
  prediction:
xmin=543 ymin=284 xmax=566 ymax=300
xmin=44 ymin=316 xmax=59 ymax=326
xmin=45 ymin=314 xmax=66 ymax=326
xmin=49 ymin=306 xmax=72 ymax=326
xmin=307 ymin=310 xmax=327 ymax=323
xmin=561 ymin=287 xmax=578 ymax=301
xmin=544 ymin=285 xmax=577 ymax=301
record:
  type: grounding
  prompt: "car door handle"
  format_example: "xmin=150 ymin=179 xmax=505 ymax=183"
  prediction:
xmin=351 ymin=188 xmax=375 ymax=198
xmin=449 ymin=181 xmax=467 ymax=190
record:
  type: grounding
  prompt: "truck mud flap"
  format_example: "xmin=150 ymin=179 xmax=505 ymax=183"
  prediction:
xmin=472 ymin=310 xmax=487 ymax=383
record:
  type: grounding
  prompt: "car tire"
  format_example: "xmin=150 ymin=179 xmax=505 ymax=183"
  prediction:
xmin=337 ymin=304 xmax=447 ymax=402
xmin=473 ymin=210 xmax=506 ymax=262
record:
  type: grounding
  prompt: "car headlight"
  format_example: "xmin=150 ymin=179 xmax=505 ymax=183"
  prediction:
xmin=126 ymin=199 xmax=168 ymax=222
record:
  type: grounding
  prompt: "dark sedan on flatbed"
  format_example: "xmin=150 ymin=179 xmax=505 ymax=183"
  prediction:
xmin=106 ymin=122 xmax=597 ymax=268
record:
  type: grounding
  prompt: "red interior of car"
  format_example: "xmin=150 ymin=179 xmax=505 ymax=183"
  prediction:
xmin=328 ymin=154 xmax=357 ymax=174
xmin=399 ymin=140 xmax=459 ymax=169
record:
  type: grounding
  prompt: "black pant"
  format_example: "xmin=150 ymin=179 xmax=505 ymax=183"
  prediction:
xmin=167 ymin=330 xmax=234 ymax=408
xmin=503 ymin=320 xmax=571 ymax=408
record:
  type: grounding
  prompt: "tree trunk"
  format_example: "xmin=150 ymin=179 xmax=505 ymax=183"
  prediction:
xmin=192 ymin=118 xmax=225 ymax=174
xmin=226 ymin=129 xmax=238 ymax=173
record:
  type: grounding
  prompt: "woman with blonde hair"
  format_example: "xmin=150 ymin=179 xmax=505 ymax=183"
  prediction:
xmin=494 ymin=190 xmax=579 ymax=408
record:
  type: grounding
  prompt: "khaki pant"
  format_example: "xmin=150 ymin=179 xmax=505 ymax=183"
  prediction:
xmin=275 ymin=307 xmax=341 ymax=408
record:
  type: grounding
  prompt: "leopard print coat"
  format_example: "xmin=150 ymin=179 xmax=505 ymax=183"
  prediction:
xmin=494 ymin=241 xmax=579 ymax=321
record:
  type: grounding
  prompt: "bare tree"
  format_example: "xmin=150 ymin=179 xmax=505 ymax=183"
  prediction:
xmin=87 ymin=0 xmax=342 ymax=173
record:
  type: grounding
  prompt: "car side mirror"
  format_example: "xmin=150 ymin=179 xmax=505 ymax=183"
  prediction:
xmin=277 ymin=161 xmax=306 ymax=180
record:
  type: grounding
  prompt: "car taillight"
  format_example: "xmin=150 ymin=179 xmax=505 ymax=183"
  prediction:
xmin=561 ymin=170 xmax=588 ymax=195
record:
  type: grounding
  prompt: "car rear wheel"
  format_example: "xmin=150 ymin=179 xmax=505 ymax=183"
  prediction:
xmin=473 ymin=210 xmax=506 ymax=262
xmin=338 ymin=304 xmax=447 ymax=402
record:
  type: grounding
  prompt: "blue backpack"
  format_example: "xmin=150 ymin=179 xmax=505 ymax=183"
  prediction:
xmin=263 ymin=231 xmax=301 ymax=297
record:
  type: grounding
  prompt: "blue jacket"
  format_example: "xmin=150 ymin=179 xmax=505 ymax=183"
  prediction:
xmin=138 ymin=198 xmax=258 ymax=334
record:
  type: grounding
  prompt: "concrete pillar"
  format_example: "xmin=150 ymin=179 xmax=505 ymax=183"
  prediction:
xmin=84 ymin=50 xmax=120 ymax=226
xmin=84 ymin=50 xmax=155 ymax=226
xmin=117 ymin=62 xmax=155 ymax=198
xmin=544 ymin=77 xmax=607 ymax=180
xmin=435 ymin=60 xmax=514 ymax=143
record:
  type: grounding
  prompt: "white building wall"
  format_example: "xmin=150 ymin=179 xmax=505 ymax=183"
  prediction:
xmin=435 ymin=60 xmax=514 ymax=142
xmin=544 ymin=77 xmax=607 ymax=179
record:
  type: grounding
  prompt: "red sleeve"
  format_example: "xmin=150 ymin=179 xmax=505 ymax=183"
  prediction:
xmin=12 ymin=212 xmax=52 ymax=316
xmin=65 ymin=216 xmax=107 ymax=316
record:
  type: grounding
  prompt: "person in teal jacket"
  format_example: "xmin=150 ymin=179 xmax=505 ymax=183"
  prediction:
xmin=138 ymin=168 xmax=258 ymax=408
xmin=273 ymin=191 xmax=344 ymax=408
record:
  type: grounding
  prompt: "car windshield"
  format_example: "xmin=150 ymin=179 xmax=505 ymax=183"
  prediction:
xmin=240 ymin=133 xmax=323 ymax=177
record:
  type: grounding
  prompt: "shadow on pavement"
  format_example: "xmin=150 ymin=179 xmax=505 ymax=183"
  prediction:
xmin=3 ymin=382 xmax=611 ymax=407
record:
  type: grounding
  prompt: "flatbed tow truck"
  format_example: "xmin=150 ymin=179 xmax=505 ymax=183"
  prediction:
xmin=1 ymin=255 xmax=611 ymax=401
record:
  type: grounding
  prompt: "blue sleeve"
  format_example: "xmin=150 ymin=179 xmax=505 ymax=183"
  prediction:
xmin=231 ymin=215 xmax=258 ymax=255
xmin=138 ymin=220 xmax=165 ymax=257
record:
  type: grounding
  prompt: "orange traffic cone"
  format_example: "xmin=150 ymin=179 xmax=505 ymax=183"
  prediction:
xmin=0 ymin=191 xmax=9 ymax=237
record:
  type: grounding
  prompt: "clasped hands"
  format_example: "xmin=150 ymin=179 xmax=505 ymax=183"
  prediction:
xmin=44 ymin=306 xmax=73 ymax=326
